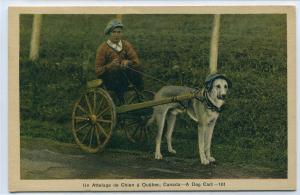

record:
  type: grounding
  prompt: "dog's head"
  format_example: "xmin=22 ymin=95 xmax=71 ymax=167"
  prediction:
xmin=205 ymin=73 xmax=232 ymax=100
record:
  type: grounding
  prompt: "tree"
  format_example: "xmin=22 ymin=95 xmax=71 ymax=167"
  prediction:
xmin=209 ymin=14 xmax=221 ymax=74
xmin=29 ymin=14 xmax=42 ymax=61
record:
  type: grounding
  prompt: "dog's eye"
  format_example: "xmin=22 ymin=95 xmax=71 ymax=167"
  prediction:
xmin=216 ymin=85 xmax=221 ymax=88
xmin=224 ymin=85 xmax=228 ymax=89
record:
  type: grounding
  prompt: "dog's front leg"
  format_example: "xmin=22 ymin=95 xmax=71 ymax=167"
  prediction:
xmin=198 ymin=124 xmax=209 ymax=165
xmin=205 ymin=120 xmax=216 ymax=162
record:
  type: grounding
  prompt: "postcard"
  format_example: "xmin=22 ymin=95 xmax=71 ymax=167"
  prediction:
xmin=8 ymin=6 xmax=296 ymax=191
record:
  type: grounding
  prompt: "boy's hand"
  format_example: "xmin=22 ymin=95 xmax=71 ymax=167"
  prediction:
xmin=120 ymin=60 xmax=131 ymax=69
xmin=111 ymin=58 xmax=120 ymax=66
xmin=108 ymin=59 xmax=120 ymax=70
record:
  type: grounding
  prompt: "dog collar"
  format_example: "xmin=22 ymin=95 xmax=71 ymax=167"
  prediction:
xmin=194 ymin=90 xmax=222 ymax=113
xmin=204 ymin=91 xmax=223 ymax=113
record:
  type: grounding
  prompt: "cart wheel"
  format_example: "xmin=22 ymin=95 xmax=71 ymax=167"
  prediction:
xmin=123 ymin=90 xmax=155 ymax=143
xmin=72 ymin=88 xmax=116 ymax=153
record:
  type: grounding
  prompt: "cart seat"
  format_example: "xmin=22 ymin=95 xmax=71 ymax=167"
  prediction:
xmin=87 ymin=79 xmax=103 ymax=88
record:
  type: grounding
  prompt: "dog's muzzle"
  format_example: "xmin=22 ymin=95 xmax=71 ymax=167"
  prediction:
xmin=218 ymin=94 xmax=226 ymax=100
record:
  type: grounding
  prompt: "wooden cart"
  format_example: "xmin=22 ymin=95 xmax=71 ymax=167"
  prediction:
xmin=72 ymin=79 xmax=196 ymax=153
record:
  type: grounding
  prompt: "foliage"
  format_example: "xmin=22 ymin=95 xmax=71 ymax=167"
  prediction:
xmin=20 ymin=59 xmax=86 ymax=122
xmin=19 ymin=14 xmax=287 ymax=174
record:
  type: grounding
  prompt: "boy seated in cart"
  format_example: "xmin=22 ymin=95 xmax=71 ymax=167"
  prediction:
xmin=95 ymin=19 xmax=144 ymax=104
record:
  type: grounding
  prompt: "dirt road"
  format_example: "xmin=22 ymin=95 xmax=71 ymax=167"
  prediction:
xmin=21 ymin=137 xmax=285 ymax=179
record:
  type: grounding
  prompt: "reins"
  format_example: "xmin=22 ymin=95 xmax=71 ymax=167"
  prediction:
xmin=126 ymin=66 xmax=170 ymax=86
xmin=126 ymin=66 xmax=222 ymax=113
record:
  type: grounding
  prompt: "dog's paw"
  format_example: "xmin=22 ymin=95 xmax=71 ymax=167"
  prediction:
xmin=168 ymin=149 xmax=176 ymax=154
xmin=207 ymin=156 xmax=216 ymax=162
xmin=201 ymin=158 xmax=210 ymax=165
xmin=155 ymin=153 xmax=163 ymax=160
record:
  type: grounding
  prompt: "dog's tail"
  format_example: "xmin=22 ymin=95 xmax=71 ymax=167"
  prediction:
xmin=146 ymin=113 xmax=155 ymax=127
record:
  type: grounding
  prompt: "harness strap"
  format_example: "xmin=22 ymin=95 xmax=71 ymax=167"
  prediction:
xmin=178 ymin=101 xmax=188 ymax=110
xmin=194 ymin=90 xmax=222 ymax=113
xmin=204 ymin=92 xmax=222 ymax=113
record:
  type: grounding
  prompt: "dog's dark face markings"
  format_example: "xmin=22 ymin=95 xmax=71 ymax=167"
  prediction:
xmin=210 ymin=78 xmax=229 ymax=100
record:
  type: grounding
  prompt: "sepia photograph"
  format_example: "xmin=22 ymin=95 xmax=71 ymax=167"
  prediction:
xmin=9 ymin=6 xmax=296 ymax=191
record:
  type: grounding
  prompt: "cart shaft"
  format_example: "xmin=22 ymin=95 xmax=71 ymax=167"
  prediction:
xmin=116 ymin=92 xmax=195 ymax=114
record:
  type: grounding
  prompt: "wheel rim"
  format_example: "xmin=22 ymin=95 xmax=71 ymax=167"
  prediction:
xmin=72 ymin=88 xmax=116 ymax=153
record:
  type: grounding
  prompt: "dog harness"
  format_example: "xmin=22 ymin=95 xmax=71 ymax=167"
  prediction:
xmin=175 ymin=89 xmax=222 ymax=113
xmin=194 ymin=90 xmax=223 ymax=113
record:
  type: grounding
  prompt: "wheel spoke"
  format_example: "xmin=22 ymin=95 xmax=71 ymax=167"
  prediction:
xmin=77 ymin=104 xmax=88 ymax=115
xmin=132 ymin=126 xmax=140 ymax=138
xmin=96 ymin=122 xmax=108 ymax=138
xmin=74 ymin=116 xmax=89 ymax=121
xmin=144 ymin=128 xmax=148 ymax=141
xmin=89 ymin=126 xmax=95 ymax=147
xmin=97 ymin=96 xmax=104 ymax=113
xmin=94 ymin=125 xmax=101 ymax=145
xmin=85 ymin=95 xmax=93 ymax=114
xmin=76 ymin=122 xmax=90 ymax=133
xmin=93 ymin=91 xmax=96 ymax=114
xmin=127 ymin=120 xmax=140 ymax=127
xmin=140 ymin=127 xmax=146 ymax=140
xmin=81 ymin=125 xmax=92 ymax=144
xmin=127 ymin=95 xmax=136 ymax=104
xmin=97 ymin=119 xmax=112 ymax=123
xmin=97 ymin=106 xmax=110 ymax=118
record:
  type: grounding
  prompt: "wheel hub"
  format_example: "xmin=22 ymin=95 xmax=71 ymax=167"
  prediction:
xmin=89 ymin=114 xmax=97 ymax=124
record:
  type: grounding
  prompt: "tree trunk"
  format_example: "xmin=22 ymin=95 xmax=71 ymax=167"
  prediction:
xmin=209 ymin=14 xmax=221 ymax=74
xmin=29 ymin=14 xmax=42 ymax=61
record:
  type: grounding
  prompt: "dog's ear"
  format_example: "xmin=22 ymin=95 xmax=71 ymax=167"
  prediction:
xmin=205 ymin=80 xmax=213 ymax=91
xmin=205 ymin=74 xmax=218 ymax=91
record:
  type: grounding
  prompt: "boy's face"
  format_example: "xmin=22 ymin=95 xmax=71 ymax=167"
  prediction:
xmin=110 ymin=27 xmax=123 ymax=43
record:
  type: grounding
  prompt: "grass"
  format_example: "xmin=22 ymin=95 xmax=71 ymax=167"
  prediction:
xmin=20 ymin=14 xmax=287 ymax=177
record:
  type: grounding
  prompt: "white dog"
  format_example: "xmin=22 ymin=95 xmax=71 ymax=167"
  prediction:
xmin=147 ymin=74 xmax=231 ymax=165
